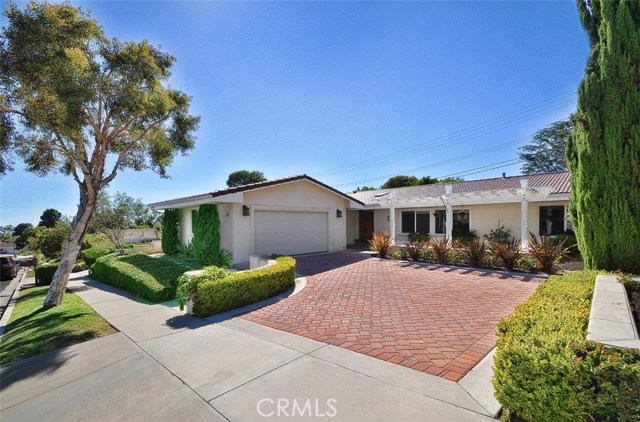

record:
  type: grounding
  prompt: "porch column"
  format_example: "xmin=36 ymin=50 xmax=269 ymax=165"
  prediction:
xmin=445 ymin=185 xmax=453 ymax=242
xmin=520 ymin=179 xmax=529 ymax=249
xmin=389 ymin=205 xmax=396 ymax=245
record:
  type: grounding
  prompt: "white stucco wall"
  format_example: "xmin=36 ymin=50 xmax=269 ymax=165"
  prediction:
xmin=238 ymin=180 xmax=349 ymax=263
xmin=373 ymin=209 xmax=390 ymax=233
xmin=365 ymin=200 xmax=569 ymax=243
xmin=179 ymin=206 xmax=198 ymax=246
xmin=346 ymin=210 xmax=359 ymax=244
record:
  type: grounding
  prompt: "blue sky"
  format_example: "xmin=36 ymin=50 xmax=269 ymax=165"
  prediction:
xmin=0 ymin=1 xmax=589 ymax=226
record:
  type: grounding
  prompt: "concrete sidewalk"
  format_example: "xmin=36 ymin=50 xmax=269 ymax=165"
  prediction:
xmin=0 ymin=271 xmax=497 ymax=421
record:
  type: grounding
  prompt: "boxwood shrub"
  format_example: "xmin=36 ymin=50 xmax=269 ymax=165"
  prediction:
xmin=189 ymin=256 xmax=296 ymax=317
xmin=82 ymin=246 xmax=115 ymax=267
xmin=35 ymin=263 xmax=58 ymax=286
xmin=494 ymin=270 xmax=640 ymax=422
xmin=89 ymin=253 xmax=189 ymax=302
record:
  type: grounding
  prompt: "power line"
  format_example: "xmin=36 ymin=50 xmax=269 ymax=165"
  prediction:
xmin=334 ymin=135 xmax=531 ymax=188
xmin=312 ymin=90 xmax=576 ymax=177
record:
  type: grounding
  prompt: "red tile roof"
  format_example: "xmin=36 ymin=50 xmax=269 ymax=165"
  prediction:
xmin=351 ymin=171 xmax=571 ymax=205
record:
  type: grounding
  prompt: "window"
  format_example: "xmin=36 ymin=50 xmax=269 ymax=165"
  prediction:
xmin=401 ymin=210 xmax=430 ymax=234
xmin=539 ymin=206 xmax=565 ymax=235
xmin=416 ymin=211 xmax=430 ymax=234
xmin=435 ymin=210 xmax=446 ymax=234
xmin=401 ymin=211 xmax=415 ymax=233
xmin=452 ymin=210 xmax=471 ymax=237
xmin=434 ymin=209 xmax=470 ymax=236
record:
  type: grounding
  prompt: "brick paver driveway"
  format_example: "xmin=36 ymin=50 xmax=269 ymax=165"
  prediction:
xmin=243 ymin=251 xmax=541 ymax=381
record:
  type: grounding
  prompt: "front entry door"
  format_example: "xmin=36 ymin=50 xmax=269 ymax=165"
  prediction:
xmin=359 ymin=211 xmax=374 ymax=242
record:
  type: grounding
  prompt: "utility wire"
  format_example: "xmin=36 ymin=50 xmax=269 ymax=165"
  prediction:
xmin=312 ymin=91 xmax=576 ymax=177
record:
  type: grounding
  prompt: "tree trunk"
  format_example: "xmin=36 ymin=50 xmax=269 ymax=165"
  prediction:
xmin=43 ymin=184 xmax=98 ymax=308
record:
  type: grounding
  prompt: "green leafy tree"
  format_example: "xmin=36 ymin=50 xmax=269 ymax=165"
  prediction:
xmin=226 ymin=170 xmax=267 ymax=187
xmin=0 ymin=2 xmax=199 ymax=306
xmin=30 ymin=220 xmax=72 ymax=259
xmin=15 ymin=226 xmax=36 ymax=249
xmin=566 ymin=0 xmax=640 ymax=273
xmin=438 ymin=176 xmax=464 ymax=183
xmin=91 ymin=191 xmax=153 ymax=254
xmin=191 ymin=204 xmax=221 ymax=265
xmin=0 ymin=225 xmax=14 ymax=241
xmin=417 ymin=176 xmax=439 ymax=185
xmin=354 ymin=186 xmax=376 ymax=192
xmin=38 ymin=208 xmax=62 ymax=228
xmin=381 ymin=175 xmax=419 ymax=189
xmin=13 ymin=223 xmax=33 ymax=236
xmin=160 ymin=209 xmax=181 ymax=255
xmin=518 ymin=119 xmax=572 ymax=175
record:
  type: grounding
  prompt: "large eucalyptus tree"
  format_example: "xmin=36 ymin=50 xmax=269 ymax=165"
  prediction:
xmin=1 ymin=2 xmax=200 ymax=306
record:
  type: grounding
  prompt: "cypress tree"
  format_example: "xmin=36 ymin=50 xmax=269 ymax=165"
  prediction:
xmin=161 ymin=209 xmax=181 ymax=255
xmin=567 ymin=0 xmax=640 ymax=272
xmin=191 ymin=204 xmax=221 ymax=265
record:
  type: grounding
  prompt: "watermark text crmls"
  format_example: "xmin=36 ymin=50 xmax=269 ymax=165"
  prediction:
xmin=257 ymin=398 xmax=338 ymax=418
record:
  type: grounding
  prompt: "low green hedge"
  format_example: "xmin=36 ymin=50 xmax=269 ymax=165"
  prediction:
xmin=89 ymin=253 xmax=189 ymax=302
xmin=189 ymin=256 xmax=296 ymax=317
xmin=494 ymin=270 xmax=640 ymax=422
xmin=35 ymin=263 xmax=58 ymax=286
xmin=82 ymin=246 xmax=115 ymax=267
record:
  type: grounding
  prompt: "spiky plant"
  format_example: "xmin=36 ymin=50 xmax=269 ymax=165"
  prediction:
xmin=462 ymin=238 xmax=488 ymax=267
xmin=369 ymin=232 xmax=392 ymax=259
xmin=490 ymin=239 xmax=522 ymax=271
xmin=429 ymin=237 xmax=453 ymax=265
xmin=527 ymin=231 xmax=573 ymax=275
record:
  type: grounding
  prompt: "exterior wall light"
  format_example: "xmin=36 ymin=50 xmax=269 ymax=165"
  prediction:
xmin=242 ymin=205 xmax=250 ymax=216
xmin=336 ymin=209 xmax=343 ymax=218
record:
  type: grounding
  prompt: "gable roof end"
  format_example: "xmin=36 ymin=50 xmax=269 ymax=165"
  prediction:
xmin=149 ymin=174 xmax=364 ymax=209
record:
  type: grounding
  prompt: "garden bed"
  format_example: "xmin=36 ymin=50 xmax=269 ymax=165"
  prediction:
xmin=0 ymin=286 xmax=116 ymax=365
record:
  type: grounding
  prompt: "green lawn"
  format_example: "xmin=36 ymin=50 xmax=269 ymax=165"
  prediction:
xmin=0 ymin=286 xmax=116 ymax=365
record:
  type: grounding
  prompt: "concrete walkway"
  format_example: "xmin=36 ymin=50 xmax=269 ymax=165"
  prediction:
xmin=0 ymin=271 xmax=497 ymax=421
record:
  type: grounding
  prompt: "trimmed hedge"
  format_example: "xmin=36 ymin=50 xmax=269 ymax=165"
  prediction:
xmin=494 ymin=270 xmax=640 ymax=422
xmin=35 ymin=263 xmax=58 ymax=286
xmin=81 ymin=246 xmax=114 ymax=267
xmin=189 ymin=256 xmax=295 ymax=317
xmin=89 ymin=253 xmax=189 ymax=302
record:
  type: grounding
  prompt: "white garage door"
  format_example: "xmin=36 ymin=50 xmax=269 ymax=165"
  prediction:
xmin=254 ymin=211 xmax=328 ymax=256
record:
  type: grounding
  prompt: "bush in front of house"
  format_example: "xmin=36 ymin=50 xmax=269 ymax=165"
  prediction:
xmin=493 ymin=270 xmax=640 ymax=422
xmin=187 ymin=256 xmax=296 ymax=317
xmin=35 ymin=262 xmax=58 ymax=285
xmin=90 ymin=253 xmax=189 ymax=302
xmin=191 ymin=204 xmax=222 ymax=266
xmin=429 ymin=237 xmax=453 ymax=264
xmin=527 ymin=231 xmax=572 ymax=274
xmin=81 ymin=246 xmax=115 ymax=267
xmin=489 ymin=238 xmax=522 ymax=271
xmin=369 ymin=232 xmax=392 ymax=258
xmin=161 ymin=208 xmax=181 ymax=255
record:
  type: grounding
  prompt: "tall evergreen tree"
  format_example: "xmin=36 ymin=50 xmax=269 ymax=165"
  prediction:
xmin=566 ymin=0 xmax=640 ymax=272
xmin=160 ymin=209 xmax=181 ymax=255
xmin=191 ymin=204 xmax=221 ymax=265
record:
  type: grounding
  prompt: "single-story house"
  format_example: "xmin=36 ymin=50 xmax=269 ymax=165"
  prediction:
xmin=150 ymin=171 xmax=571 ymax=265
xmin=0 ymin=242 xmax=16 ymax=255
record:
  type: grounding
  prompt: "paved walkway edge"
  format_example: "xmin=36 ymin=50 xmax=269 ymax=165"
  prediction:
xmin=458 ymin=348 xmax=501 ymax=417
xmin=0 ymin=269 xmax=27 ymax=336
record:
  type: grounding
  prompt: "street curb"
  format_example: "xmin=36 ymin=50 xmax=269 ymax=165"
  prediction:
xmin=0 ymin=268 xmax=28 ymax=336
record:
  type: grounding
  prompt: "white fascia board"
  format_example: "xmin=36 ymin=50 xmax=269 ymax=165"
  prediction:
xmin=349 ymin=200 xmax=365 ymax=209
xmin=151 ymin=192 xmax=244 ymax=210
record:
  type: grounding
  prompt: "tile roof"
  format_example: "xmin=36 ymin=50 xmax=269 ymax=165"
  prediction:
xmin=150 ymin=174 xmax=364 ymax=208
xmin=350 ymin=171 xmax=571 ymax=206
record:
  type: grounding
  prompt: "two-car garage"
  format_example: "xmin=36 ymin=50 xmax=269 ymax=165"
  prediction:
xmin=253 ymin=210 xmax=329 ymax=256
